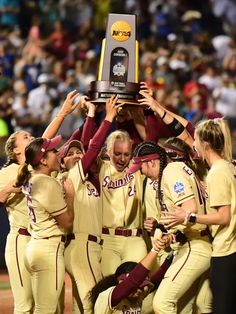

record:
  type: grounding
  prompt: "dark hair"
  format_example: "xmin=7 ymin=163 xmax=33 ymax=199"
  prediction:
xmin=89 ymin=261 xmax=137 ymax=309
xmin=133 ymin=141 xmax=167 ymax=209
xmin=15 ymin=138 xmax=45 ymax=187
xmin=163 ymin=137 xmax=207 ymax=181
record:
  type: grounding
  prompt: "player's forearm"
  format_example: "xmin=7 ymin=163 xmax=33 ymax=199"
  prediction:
xmin=81 ymin=116 xmax=96 ymax=151
xmin=194 ymin=206 xmax=231 ymax=226
xmin=81 ymin=120 xmax=112 ymax=174
xmin=0 ymin=186 xmax=11 ymax=203
xmin=42 ymin=114 xmax=65 ymax=139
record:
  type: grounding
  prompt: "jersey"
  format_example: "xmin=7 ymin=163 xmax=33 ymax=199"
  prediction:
xmin=22 ymin=174 xmax=67 ymax=239
xmin=99 ymin=161 xmax=143 ymax=228
xmin=144 ymin=178 xmax=160 ymax=221
xmin=0 ymin=163 xmax=28 ymax=231
xmin=206 ymin=159 xmax=236 ymax=257
xmin=67 ymin=160 xmax=101 ymax=236
xmin=161 ymin=161 xmax=206 ymax=234
xmin=94 ymin=286 xmax=141 ymax=314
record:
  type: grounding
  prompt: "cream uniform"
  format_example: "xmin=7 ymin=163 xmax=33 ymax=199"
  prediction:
xmin=205 ymin=159 xmax=236 ymax=314
xmin=153 ymin=162 xmax=212 ymax=314
xmin=23 ymin=174 xmax=67 ymax=314
xmin=206 ymin=159 xmax=236 ymax=256
xmin=64 ymin=160 xmax=103 ymax=314
xmin=0 ymin=163 xmax=33 ymax=313
xmin=94 ymin=286 xmax=141 ymax=314
xmin=100 ymin=161 xmax=147 ymax=276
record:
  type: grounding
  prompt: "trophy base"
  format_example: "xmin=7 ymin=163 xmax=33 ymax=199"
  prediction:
xmin=88 ymin=80 xmax=141 ymax=106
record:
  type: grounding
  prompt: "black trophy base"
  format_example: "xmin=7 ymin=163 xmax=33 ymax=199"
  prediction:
xmin=88 ymin=81 xmax=141 ymax=106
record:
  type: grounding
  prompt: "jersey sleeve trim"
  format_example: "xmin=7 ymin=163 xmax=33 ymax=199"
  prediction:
xmin=174 ymin=193 xmax=194 ymax=206
xmin=50 ymin=205 xmax=67 ymax=216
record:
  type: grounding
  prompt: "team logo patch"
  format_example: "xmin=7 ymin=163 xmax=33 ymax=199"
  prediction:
xmin=173 ymin=182 xmax=185 ymax=195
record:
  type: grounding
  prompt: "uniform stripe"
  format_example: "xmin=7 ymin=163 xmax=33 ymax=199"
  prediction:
xmin=51 ymin=205 xmax=67 ymax=215
xmin=15 ymin=234 xmax=23 ymax=287
xmin=55 ymin=242 xmax=60 ymax=290
xmin=174 ymin=194 xmax=194 ymax=205
xmin=172 ymin=241 xmax=191 ymax=281
xmin=86 ymin=241 xmax=97 ymax=284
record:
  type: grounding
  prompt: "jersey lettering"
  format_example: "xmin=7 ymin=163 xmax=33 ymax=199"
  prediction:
xmin=121 ymin=305 xmax=141 ymax=313
xmin=102 ymin=173 xmax=134 ymax=189
xmin=128 ymin=185 xmax=136 ymax=197
xmin=28 ymin=206 xmax=36 ymax=223
xmin=183 ymin=165 xmax=193 ymax=176
xmin=87 ymin=184 xmax=99 ymax=197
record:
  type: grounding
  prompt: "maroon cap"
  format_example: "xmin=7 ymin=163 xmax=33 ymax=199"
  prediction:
xmin=31 ymin=135 xmax=62 ymax=166
xmin=126 ymin=153 xmax=160 ymax=175
xmin=59 ymin=140 xmax=83 ymax=160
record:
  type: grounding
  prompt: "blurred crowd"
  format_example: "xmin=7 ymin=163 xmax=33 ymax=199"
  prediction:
xmin=0 ymin=0 xmax=236 ymax=165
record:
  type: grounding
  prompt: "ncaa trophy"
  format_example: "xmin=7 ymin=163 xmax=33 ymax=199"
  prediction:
xmin=88 ymin=13 xmax=140 ymax=105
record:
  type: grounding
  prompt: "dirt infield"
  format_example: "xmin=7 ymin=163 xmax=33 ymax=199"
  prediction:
xmin=0 ymin=271 xmax=73 ymax=313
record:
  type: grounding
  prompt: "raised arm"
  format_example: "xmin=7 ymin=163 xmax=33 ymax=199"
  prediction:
xmin=80 ymin=99 xmax=97 ymax=151
xmin=138 ymin=90 xmax=194 ymax=147
xmin=81 ymin=96 xmax=119 ymax=175
xmin=42 ymin=90 xmax=81 ymax=139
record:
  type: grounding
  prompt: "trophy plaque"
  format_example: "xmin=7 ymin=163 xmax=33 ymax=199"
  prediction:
xmin=88 ymin=13 xmax=140 ymax=105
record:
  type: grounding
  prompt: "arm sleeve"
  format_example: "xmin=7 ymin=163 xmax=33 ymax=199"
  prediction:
xmin=146 ymin=115 xmax=171 ymax=142
xmin=111 ymin=263 xmax=149 ymax=307
xmin=67 ymin=123 xmax=84 ymax=142
xmin=81 ymin=116 xmax=96 ymax=151
xmin=81 ymin=120 xmax=112 ymax=175
xmin=150 ymin=256 xmax=172 ymax=288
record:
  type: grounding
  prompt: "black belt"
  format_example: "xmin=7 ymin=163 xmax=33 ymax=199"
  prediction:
xmin=18 ymin=228 xmax=31 ymax=236
xmin=66 ymin=233 xmax=103 ymax=245
xmin=102 ymin=227 xmax=143 ymax=237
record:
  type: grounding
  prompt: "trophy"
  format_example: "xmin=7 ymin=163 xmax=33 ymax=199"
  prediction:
xmin=88 ymin=13 xmax=140 ymax=106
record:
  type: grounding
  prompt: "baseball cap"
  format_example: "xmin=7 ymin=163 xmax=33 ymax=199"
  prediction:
xmin=126 ymin=153 xmax=160 ymax=175
xmin=31 ymin=135 xmax=62 ymax=166
xmin=59 ymin=140 xmax=84 ymax=160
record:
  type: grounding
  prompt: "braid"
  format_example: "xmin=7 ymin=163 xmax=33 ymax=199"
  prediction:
xmin=133 ymin=141 xmax=167 ymax=209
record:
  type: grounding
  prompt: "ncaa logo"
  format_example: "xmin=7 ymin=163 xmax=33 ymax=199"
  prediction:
xmin=111 ymin=20 xmax=132 ymax=41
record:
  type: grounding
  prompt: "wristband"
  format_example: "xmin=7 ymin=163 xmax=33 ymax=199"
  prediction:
xmin=188 ymin=213 xmax=197 ymax=224
xmin=183 ymin=210 xmax=191 ymax=225
xmin=161 ymin=111 xmax=167 ymax=120
xmin=151 ymin=247 xmax=159 ymax=253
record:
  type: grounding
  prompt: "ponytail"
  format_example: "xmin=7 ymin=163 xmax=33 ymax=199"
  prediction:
xmin=15 ymin=163 xmax=31 ymax=187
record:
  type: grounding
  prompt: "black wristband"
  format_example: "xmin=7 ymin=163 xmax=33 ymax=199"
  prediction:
xmin=161 ymin=111 xmax=167 ymax=120
xmin=166 ymin=118 xmax=185 ymax=136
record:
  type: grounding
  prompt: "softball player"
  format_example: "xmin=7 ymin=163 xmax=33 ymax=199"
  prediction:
xmin=90 ymin=234 xmax=174 ymax=313
xmin=163 ymin=118 xmax=236 ymax=314
xmin=99 ymin=129 xmax=147 ymax=278
xmin=0 ymin=90 xmax=80 ymax=313
xmin=15 ymin=135 xmax=74 ymax=314
xmin=60 ymin=96 xmax=119 ymax=313
xmin=0 ymin=131 xmax=34 ymax=314
xmin=127 ymin=141 xmax=212 ymax=314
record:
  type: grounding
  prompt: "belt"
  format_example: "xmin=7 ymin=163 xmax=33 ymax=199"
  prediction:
xmin=18 ymin=228 xmax=31 ymax=236
xmin=102 ymin=227 xmax=143 ymax=237
xmin=42 ymin=235 xmax=66 ymax=243
xmin=66 ymin=233 xmax=103 ymax=245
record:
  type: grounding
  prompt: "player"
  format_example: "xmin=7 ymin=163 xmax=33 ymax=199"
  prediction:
xmin=99 ymin=129 xmax=148 ymax=276
xmin=127 ymin=141 xmax=212 ymax=314
xmin=0 ymin=90 xmax=80 ymax=313
xmin=60 ymin=95 xmax=120 ymax=313
xmin=15 ymin=135 xmax=74 ymax=314
xmin=89 ymin=233 xmax=174 ymax=313
xmin=161 ymin=118 xmax=236 ymax=314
